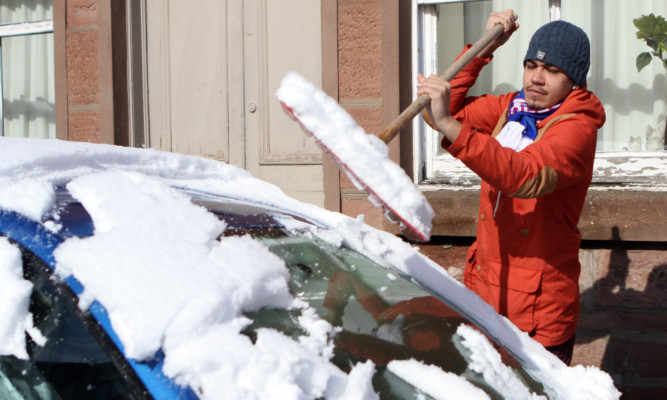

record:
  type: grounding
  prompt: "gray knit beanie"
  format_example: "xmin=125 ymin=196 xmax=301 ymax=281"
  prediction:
xmin=523 ymin=20 xmax=590 ymax=86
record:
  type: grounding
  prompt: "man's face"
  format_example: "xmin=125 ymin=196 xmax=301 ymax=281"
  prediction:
xmin=522 ymin=60 xmax=576 ymax=109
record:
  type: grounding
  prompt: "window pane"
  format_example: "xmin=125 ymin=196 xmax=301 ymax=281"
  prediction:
xmin=561 ymin=0 xmax=666 ymax=152
xmin=1 ymin=0 xmax=55 ymax=139
xmin=2 ymin=33 xmax=55 ymax=139
xmin=0 ymin=0 xmax=53 ymax=24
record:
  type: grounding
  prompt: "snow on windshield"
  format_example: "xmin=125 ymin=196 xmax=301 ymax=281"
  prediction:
xmin=52 ymin=170 xmax=376 ymax=399
xmin=0 ymin=237 xmax=46 ymax=359
xmin=0 ymin=137 xmax=620 ymax=399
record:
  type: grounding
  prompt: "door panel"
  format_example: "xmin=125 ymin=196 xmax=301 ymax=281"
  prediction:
xmin=243 ymin=0 xmax=324 ymax=206
xmin=145 ymin=0 xmax=324 ymax=206
xmin=146 ymin=0 xmax=229 ymax=161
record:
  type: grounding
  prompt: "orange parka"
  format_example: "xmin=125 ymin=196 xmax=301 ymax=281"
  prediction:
xmin=442 ymin=47 xmax=606 ymax=347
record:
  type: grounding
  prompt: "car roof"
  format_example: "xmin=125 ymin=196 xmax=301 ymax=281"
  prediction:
xmin=46 ymin=185 xmax=314 ymax=240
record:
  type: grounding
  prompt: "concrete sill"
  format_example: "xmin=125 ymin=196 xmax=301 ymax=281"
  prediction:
xmin=420 ymin=184 xmax=667 ymax=242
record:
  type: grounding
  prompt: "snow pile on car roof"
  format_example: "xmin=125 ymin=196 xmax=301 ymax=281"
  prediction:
xmin=51 ymin=170 xmax=377 ymax=399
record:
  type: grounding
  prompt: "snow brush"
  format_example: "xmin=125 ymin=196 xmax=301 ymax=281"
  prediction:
xmin=276 ymin=24 xmax=505 ymax=242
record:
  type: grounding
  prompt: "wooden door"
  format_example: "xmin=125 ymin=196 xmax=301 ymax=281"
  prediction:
xmin=145 ymin=0 xmax=324 ymax=206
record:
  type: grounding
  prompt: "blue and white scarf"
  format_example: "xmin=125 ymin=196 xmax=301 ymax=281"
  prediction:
xmin=493 ymin=90 xmax=564 ymax=216
xmin=496 ymin=89 xmax=563 ymax=152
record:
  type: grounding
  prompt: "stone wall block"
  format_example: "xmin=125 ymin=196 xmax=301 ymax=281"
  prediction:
xmin=67 ymin=0 xmax=99 ymax=28
xmin=603 ymin=333 xmax=667 ymax=399
xmin=341 ymin=197 xmax=385 ymax=229
xmin=338 ymin=0 xmax=382 ymax=99
xmin=573 ymin=331 xmax=610 ymax=367
xmin=595 ymin=249 xmax=667 ymax=308
xmin=345 ymin=105 xmax=383 ymax=135
xmin=66 ymin=30 xmax=100 ymax=106
xmin=68 ymin=112 xmax=101 ymax=143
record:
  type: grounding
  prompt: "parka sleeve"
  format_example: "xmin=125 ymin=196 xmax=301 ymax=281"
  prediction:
xmin=442 ymin=45 xmax=512 ymax=144
xmin=446 ymin=110 xmax=601 ymax=197
xmin=442 ymin=48 xmax=605 ymax=198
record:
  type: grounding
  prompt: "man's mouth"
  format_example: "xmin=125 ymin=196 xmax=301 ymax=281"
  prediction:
xmin=526 ymin=85 xmax=547 ymax=96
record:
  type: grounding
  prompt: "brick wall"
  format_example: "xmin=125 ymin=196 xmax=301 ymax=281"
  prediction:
xmin=336 ymin=0 xmax=408 ymax=235
xmin=64 ymin=0 xmax=101 ymax=142
xmin=577 ymin=243 xmax=667 ymax=400
xmin=56 ymin=0 xmax=115 ymax=144
xmin=337 ymin=0 xmax=388 ymax=228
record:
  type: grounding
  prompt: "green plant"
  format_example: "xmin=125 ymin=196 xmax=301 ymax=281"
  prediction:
xmin=633 ymin=13 xmax=667 ymax=72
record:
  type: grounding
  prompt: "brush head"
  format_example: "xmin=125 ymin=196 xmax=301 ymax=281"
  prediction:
xmin=276 ymin=72 xmax=434 ymax=242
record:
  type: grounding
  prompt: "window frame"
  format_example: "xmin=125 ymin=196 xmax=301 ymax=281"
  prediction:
xmin=411 ymin=0 xmax=667 ymax=188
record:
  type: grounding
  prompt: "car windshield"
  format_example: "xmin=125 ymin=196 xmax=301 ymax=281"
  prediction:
xmin=1 ymin=189 xmax=546 ymax=399
xmin=252 ymin=234 xmax=546 ymax=399
xmin=0 ymin=251 xmax=137 ymax=400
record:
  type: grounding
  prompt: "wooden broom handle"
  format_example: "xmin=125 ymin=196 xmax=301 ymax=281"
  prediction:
xmin=377 ymin=23 xmax=505 ymax=143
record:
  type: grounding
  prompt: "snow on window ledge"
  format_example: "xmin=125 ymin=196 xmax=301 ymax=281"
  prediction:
xmin=422 ymin=152 xmax=667 ymax=189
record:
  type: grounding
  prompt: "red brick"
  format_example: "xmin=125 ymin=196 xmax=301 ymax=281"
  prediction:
xmin=595 ymin=249 xmax=667 ymax=308
xmin=346 ymin=105 xmax=383 ymax=136
xmin=68 ymin=111 xmax=101 ymax=142
xmin=341 ymin=197 xmax=384 ymax=229
xmin=338 ymin=0 xmax=382 ymax=99
xmin=572 ymin=332 xmax=609 ymax=368
xmin=67 ymin=0 xmax=99 ymax=28
xmin=66 ymin=30 xmax=100 ymax=105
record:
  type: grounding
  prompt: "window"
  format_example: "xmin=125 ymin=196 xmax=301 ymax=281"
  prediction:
xmin=0 ymin=0 xmax=54 ymax=139
xmin=414 ymin=0 xmax=667 ymax=186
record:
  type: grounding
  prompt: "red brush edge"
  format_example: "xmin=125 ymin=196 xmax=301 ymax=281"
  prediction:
xmin=280 ymin=102 xmax=429 ymax=242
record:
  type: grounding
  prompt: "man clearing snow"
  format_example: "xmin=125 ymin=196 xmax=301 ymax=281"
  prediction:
xmin=417 ymin=9 xmax=605 ymax=365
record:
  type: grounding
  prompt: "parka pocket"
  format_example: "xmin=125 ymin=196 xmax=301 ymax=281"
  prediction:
xmin=481 ymin=263 xmax=543 ymax=334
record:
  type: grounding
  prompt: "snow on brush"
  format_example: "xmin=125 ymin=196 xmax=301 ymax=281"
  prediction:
xmin=276 ymin=71 xmax=435 ymax=241
xmin=53 ymin=171 xmax=378 ymax=400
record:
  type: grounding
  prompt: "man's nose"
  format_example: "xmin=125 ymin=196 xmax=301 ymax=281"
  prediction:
xmin=531 ymin=68 xmax=545 ymax=84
